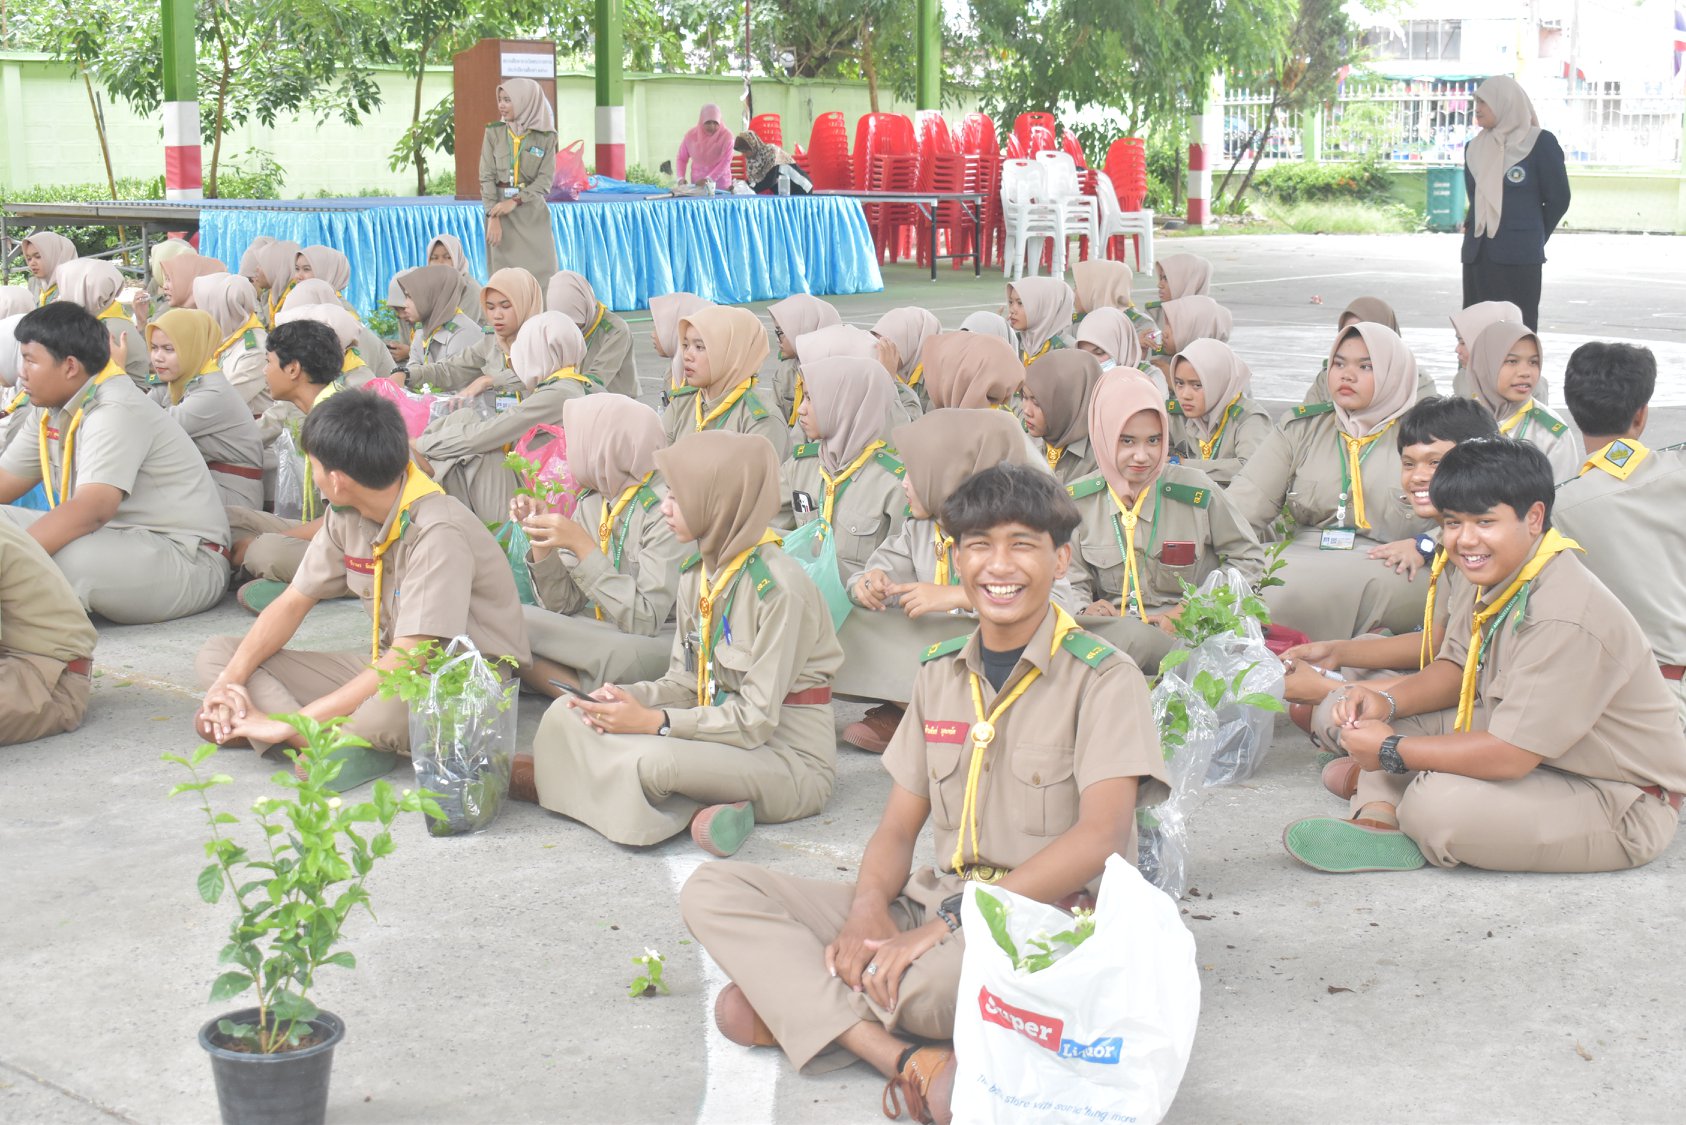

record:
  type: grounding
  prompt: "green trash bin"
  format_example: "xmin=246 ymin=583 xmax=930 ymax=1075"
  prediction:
xmin=1426 ymin=166 xmax=1467 ymax=233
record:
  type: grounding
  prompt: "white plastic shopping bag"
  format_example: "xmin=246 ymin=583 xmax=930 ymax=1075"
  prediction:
xmin=951 ymin=855 xmax=1200 ymax=1124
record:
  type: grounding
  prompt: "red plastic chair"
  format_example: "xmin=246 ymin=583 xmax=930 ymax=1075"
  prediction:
xmin=1024 ymin=125 xmax=1057 ymax=156
xmin=958 ymin=113 xmax=999 ymax=157
xmin=1060 ymin=131 xmax=1088 ymax=169
xmin=1013 ymin=112 xmax=1059 ymax=151
xmin=805 ymin=111 xmax=852 ymax=190
xmin=731 ymin=153 xmax=747 ymax=184
xmin=1103 ymin=138 xmax=1149 ymax=212
xmin=852 ymin=113 xmax=918 ymax=191
xmin=750 ymin=114 xmax=783 ymax=147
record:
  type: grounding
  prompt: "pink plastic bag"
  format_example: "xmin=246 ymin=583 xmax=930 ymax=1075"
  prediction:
xmin=363 ymin=376 xmax=439 ymax=438
xmin=547 ymin=140 xmax=589 ymax=202
xmin=511 ymin=423 xmax=580 ymax=516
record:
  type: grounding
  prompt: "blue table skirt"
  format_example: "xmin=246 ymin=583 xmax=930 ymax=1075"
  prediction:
xmin=198 ymin=195 xmax=884 ymax=315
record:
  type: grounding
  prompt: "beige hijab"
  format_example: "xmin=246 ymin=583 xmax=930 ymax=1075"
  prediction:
xmin=162 ymin=253 xmax=228 ymax=309
xmin=1341 ymin=296 xmax=1399 ymax=335
xmin=1156 ymin=254 xmax=1212 ymax=299
xmin=1072 ymin=259 xmax=1135 ymax=315
xmin=484 ymin=267 xmax=545 ymax=338
xmin=793 ymin=324 xmax=878 ymax=369
xmin=801 ymin=357 xmax=897 ymax=473
xmin=0 ymin=289 xmax=34 ymax=318
xmin=426 ymin=234 xmax=475 ymax=282
xmin=959 ymin=310 xmax=1016 ymax=344
xmin=1468 ymin=77 xmax=1541 ymax=239
xmin=148 ymin=308 xmax=222 ymax=403
xmin=1330 ymin=323 xmax=1418 ymax=438
xmin=499 ymin=79 xmax=555 ymax=135
xmin=53 ymin=259 xmax=124 ymax=313
xmin=237 ymin=236 xmax=274 ymax=285
xmin=1161 ymin=296 xmax=1232 ymax=350
xmin=0 ymin=313 xmax=25 ymax=386
xmin=25 ymin=232 xmax=79 ymax=286
xmin=400 ymin=264 xmax=470 ymax=337
xmin=654 ymin=430 xmax=780 ymax=570
xmin=871 ymin=307 xmax=941 ymax=378
xmin=893 ymin=408 xmax=1033 ymax=518
xmin=1174 ymin=339 xmax=1252 ymax=439
xmin=1468 ymin=322 xmax=1541 ymax=425
xmin=1089 ymin=370 xmax=1170 ymax=499
xmin=921 ymin=331 xmax=1024 ymax=409
xmin=281 ymin=279 xmax=342 ymax=311
xmin=678 ymin=306 xmax=769 ymax=394
xmin=194 ymin=274 xmax=260 ymax=337
xmin=148 ymin=237 xmax=195 ymax=287
xmin=650 ymin=292 xmax=710 ymax=356
xmin=768 ymin=294 xmax=842 ymax=345
xmin=1009 ymin=277 xmax=1075 ymax=356
xmin=1074 ymin=308 xmax=1142 ymax=368
xmin=298 ymin=246 xmax=351 ymax=293
xmin=511 ymin=311 xmax=587 ymax=391
xmin=255 ymin=240 xmax=302 ymax=295
xmin=275 ymin=304 xmax=361 ymax=350
xmin=1024 ymin=348 xmax=1103 ymax=450
xmin=563 ymin=393 xmax=666 ymax=497
xmin=1450 ymin=300 xmax=1521 ymax=351
xmin=546 ymin=270 xmax=601 ymax=329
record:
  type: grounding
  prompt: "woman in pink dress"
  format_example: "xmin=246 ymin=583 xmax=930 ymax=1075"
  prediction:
xmin=675 ymin=104 xmax=733 ymax=188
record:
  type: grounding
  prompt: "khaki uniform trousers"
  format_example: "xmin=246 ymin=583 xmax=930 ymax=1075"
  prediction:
xmin=228 ymin=507 xmax=310 ymax=583
xmin=1668 ymin=678 xmax=1686 ymax=733
xmin=1 ymin=509 xmax=228 ymax=625
xmin=1265 ymin=531 xmax=1430 ymax=641
xmin=195 ymin=637 xmax=411 ymax=754
xmin=680 ymin=863 xmax=966 ymax=1072
xmin=531 ymin=699 xmax=836 ymax=846
xmin=522 ymin=606 xmax=674 ymax=691
xmin=1332 ymin=708 xmax=1680 ymax=872
xmin=0 ymin=651 xmax=90 ymax=744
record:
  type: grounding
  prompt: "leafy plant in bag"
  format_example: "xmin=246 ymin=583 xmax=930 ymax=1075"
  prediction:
xmin=1136 ymin=677 xmax=1218 ymax=896
xmin=503 ymin=447 xmax=579 ymax=513
xmin=976 ymin=889 xmax=1097 ymax=974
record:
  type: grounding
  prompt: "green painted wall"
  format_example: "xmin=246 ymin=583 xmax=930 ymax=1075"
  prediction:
xmin=1383 ymin=167 xmax=1686 ymax=235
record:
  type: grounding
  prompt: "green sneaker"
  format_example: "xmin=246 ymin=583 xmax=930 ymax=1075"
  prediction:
xmin=691 ymin=801 xmax=756 ymax=857
xmin=295 ymin=742 xmax=401 ymax=793
xmin=237 ymin=578 xmax=289 ymax=616
xmin=1282 ymin=816 xmax=1426 ymax=873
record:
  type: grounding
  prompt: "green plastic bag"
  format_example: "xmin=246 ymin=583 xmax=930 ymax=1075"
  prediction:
xmin=780 ymin=518 xmax=852 ymax=630
xmin=491 ymin=520 xmax=538 ymax=606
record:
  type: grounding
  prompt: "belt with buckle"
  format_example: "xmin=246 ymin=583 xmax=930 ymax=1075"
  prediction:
xmin=783 ymin=686 xmax=832 ymax=707
xmin=958 ymin=864 xmax=1010 ymax=884
xmin=208 ymin=460 xmax=264 ymax=481
xmin=202 ymin=540 xmax=232 ymax=561
xmin=1639 ymin=784 xmax=1684 ymax=813
xmin=1659 ymin=664 xmax=1684 ymax=681
xmin=65 ymin=656 xmax=93 ymax=677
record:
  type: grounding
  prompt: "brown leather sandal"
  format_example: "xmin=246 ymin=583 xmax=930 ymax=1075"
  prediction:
xmin=882 ymin=1044 xmax=954 ymax=1124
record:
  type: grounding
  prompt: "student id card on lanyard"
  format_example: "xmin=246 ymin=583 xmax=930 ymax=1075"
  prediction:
xmin=1322 ymin=439 xmax=1378 ymax=551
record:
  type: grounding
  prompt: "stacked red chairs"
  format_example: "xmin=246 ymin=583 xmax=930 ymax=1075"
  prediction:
xmin=958 ymin=113 xmax=1004 ymax=268
xmin=1104 ymin=138 xmax=1150 ymax=211
xmin=805 ymin=111 xmax=852 ymax=190
xmin=1003 ymin=134 xmax=1026 ymax=159
xmin=1013 ymin=112 xmax=1059 ymax=151
xmin=852 ymin=112 xmax=917 ymax=190
xmin=1024 ymin=125 xmax=1057 ymax=156
xmin=958 ymin=113 xmax=998 ymax=158
xmin=853 ymin=113 xmax=919 ymax=262
xmin=750 ymin=114 xmax=783 ymax=147
xmin=1060 ymin=130 xmax=1089 ymax=169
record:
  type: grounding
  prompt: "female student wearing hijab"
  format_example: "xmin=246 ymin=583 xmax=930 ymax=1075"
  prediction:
xmin=791 ymin=325 xmax=881 ymax=436
xmin=192 ymin=274 xmax=270 ymax=413
xmin=649 ymin=291 xmax=710 ymax=399
xmin=1302 ymin=297 xmax=1437 ymax=405
xmin=281 ymin=279 xmax=397 ymax=380
xmin=480 ymin=78 xmax=560 ymax=287
xmin=521 ymin=430 xmax=844 ymax=858
xmin=1155 ymin=253 xmax=1212 ymax=303
xmin=1150 ymin=295 xmax=1231 ymax=369
xmin=958 ymin=310 xmax=1016 ymax=345
xmin=1466 ymin=322 xmax=1579 ymax=480
xmin=1462 ymin=76 xmax=1569 ymax=330
xmin=159 ymin=253 xmax=227 ymax=312
xmin=1449 ymin=300 xmax=1524 ymax=400
xmin=734 ymin=131 xmax=810 ymax=194
xmin=775 ymin=357 xmax=908 ymax=582
xmin=1072 ymin=258 xmax=1137 ymax=316
xmin=1005 ymin=277 xmax=1074 ymax=366
xmin=676 ymin=103 xmax=734 ymax=188
xmin=21 ymin=232 xmax=77 ymax=305
xmin=254 ymin=240 xmax=301 ymax=327
xmin=425 ymin=234 xmax=483 ymax=320
xmin=921 ymin=330 xmax=1047 ymax=466
xmin=1075 ymin=307 xmax=1160 ymax=394
xmin=0 ymin=289 xmax=33 ymax=318
xmin=413 ymin=311 xmax=592 ymax=523
xmin=394 ymin=265 xmax=480 ymax=367
xmin=145 ymin=309 xmax=266 ymax=509
xmin=1067 ymin=371 xmax=1262 ymax=668
xmin=513 ymin=394 xmax=683 ymax=700
xmin=1021 ymin=348 xmax=1104 ymax=485
xmin=767 ymin=294 xmax=843 ymax=422
xmin=400 ymin=267 xmax=538 ymax=396
xmin=1226 ymin=322 xmax=1436 ymax=640
xmin=870 ymin=306 xmax=940 ymax=421
xmin=53 ymin=259 xmax=148 ymax=387
xmin=292 ymin=245 xmax=352 ymax=302
xmin=237 ymin=236 xmax=273 ymax=288
xmin=547 ymin=271 xmax=637 ymax=396
xmin=663 ymin=306 xmax=790 ymax=456
xmin=1166 ymin=339 xmax=1271 ymax=484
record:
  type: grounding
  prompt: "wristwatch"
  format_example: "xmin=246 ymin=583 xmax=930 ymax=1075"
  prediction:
xmin=1413 ymin=533 xmax=1438 ymax=562
xmin=656 ymin=711 xmax=672 ymax=737
xmin=1379 ymin=734 xmax=1408 ymax=774
xmin=936 ymin=893 xmax=964 ymax=932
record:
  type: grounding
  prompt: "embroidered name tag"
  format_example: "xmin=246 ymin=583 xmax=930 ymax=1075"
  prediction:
xmin=924 ymin=720 xmax=971 ymax=744
xmin=527 ymin=145 xmax=544 ymax=158
xmin=45 ymin=426 xmax=60 ymax=441
xmin=344 ymin=554 xmax=375 ymax=575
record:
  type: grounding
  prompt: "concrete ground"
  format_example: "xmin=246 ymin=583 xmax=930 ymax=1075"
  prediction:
xmin=3 ymin=232 xmax=1685 ymax=1125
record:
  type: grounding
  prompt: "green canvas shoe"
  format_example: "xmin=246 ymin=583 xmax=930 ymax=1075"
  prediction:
xmin=1283 ymin=816 xmax=1426 ymax=873
xmin=691 ymin=801 xmax=756 ymax=857
xmin=236 ymin=579 xmax=289 ymax=616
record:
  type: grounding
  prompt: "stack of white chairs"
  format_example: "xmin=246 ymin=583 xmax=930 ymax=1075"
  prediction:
xmin=1033 ymin=150 xmax=1098 ymax=277
xmin=1000 ymin=159 xmax=1060 ymax=280
xmin=1093 ymin=171 xmax=1155 ymax=274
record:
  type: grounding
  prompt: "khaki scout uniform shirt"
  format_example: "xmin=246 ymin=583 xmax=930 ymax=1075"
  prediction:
xmin=217 ymin=325 xmax=273 ymax=414
xmin=1065 ymin=464 xmax=1265 ymax=612
xmin=1225 ymin=403 xmax=1431 ymax=544
xmin=582 ymin=310 xmax=639 ymax=398
xmin=0 ymin=516 xmax=96 ymax=662
xmin=662 ymin=382 xmax=792 ymax=459
xmin=413 ymin=372 xmax=588 ymax=463
xmin=0 ymin=376 xmax=230 ymax=550
xmin=766 ymin=358 xmax=800 ymax=429
xmin=1166 ymin=395 xmax=1272 ymax=485
xmin=774 ymin=443 xmax=909 ymax=584
xmin=354 ymin=323 xmax=398 ymax=382
xmin=479 ymin=125 xmax=559 ymax=283
xmin=882 ymin=606 xmax=1170 ymax=876
xmin=1497 ymin=402 xmax=1581 ymax=483
xmin=291 ymin=489 xmax=530 ymax=664
xmin=623 ymin=545 xmax=844 ymax=744
xmin=405 ymin=329 xmax=525 ymax=396
xmin=1553 ymin=443 xmax=1686 ymax=667
xmin=149 ymin=373 xmax=266 ymax=510
xmin=528 ymin=477 xmax=682 ymax=636
xmin=1041 ymin=437 xmax=1098 ymax=489
xmin=408 ymin=314 xmax=482 ymax=367
xmin=1435 ymin=550 xmax=1686 ymax=792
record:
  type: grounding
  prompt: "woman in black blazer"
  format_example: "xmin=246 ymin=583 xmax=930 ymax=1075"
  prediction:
xmin=1461 ymin=76 xmax=1570 ymax=330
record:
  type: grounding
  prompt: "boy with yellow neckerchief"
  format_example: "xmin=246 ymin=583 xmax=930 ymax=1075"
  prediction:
xmin=1283 ymin=438 xmax=1686 ymax=874
xmin=680 ymin=464 xmax=1166 ymax=1125
xmin=194 ymin=392 xmax=528 ymax=791
xmin=0 ymin=303 xmax=231 ymax=624
xmin=1554 ymin=341 xmax=1686 ymax=728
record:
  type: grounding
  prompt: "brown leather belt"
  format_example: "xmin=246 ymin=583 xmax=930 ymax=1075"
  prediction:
xmin=1660 ymin=664 xmax=1684 ymax=681
xmin=783 ymin=686 xmax=833 ymax=707
xmin=208 ymin=460 xmax=264 ymax=481
xmin=65 ymin=656 xmax=93 ymax=677
xmin=1639 ymin=785 xmax=1683 ymax=813
xmin=202 ymin=540 xmax=232 ymax=561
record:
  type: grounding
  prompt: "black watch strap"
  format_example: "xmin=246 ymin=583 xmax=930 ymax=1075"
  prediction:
xmin=937 ymin=892 xmax=964 ymax=932
xmin=1379 ymin=734 xmax=1408 ymax=774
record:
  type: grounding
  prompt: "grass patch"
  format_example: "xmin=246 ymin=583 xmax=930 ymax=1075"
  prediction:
xmin=1258 ymin=200 xmax=1421 ymax=235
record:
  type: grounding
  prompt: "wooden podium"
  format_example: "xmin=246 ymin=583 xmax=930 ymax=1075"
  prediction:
xmin=453 ymin=40 xmax=557 ymax=201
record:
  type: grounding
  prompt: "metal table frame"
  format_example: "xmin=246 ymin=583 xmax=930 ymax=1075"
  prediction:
xmin=1 ymin=201 xmax=208 ymax=286
xmin=815 ymin=191 xmax=985 ymax=281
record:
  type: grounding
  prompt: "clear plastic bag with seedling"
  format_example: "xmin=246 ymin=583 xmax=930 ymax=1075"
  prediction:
xmin=1136 ymin=675 xmax=1218 ymax=898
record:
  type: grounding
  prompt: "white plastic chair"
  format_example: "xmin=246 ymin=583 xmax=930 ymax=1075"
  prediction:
xmin=1093 ymin=171 xmax=1155 ymax=274
xmin=999 ymin=159 xmax=1060 ymax=280
xmin=1034 ymin=150 xmax=1098 ymax=276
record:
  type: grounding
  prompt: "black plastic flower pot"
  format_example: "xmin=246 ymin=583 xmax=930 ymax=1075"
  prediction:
xmin=198 ymin=1008 xmax=344 ymax=1125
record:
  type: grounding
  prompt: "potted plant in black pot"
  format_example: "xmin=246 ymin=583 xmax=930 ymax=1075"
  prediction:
xmin=165 ymin=715 xmax=440 ymax=1125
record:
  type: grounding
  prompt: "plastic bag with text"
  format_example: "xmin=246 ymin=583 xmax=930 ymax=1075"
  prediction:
xmin=779 ymin=518 xmax=852 ymax=630
xmin=406 ymin=637 xmax=518 ymax=837
xmin=951 ymin=856 xmax=1200 ymax=1125
xmin=1137 ymin=675 xmax=1218 ymax=898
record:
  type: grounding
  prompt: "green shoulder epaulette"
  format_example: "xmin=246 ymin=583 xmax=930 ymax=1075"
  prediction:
xmin=792 ymin=441 xmax=819 ymax=460
xmin=742 ymin=389 xmax=769 ymax=421
xmin=636 ymin=483 xmax=660 ymax=511
xmin=1066 ymin=476 xmax=1108 ymax=500
xmin=1526 ymin=404 xmax=1568 ymax=436
xmin=669 ymin=384 xmax=699 ymax=399
xmin=1226 ymin=400 xmax=1244 ymax=422
xmin=920 ymin=634 xmax=970 ymax=663
xmin=1288 ymin=402 xmax=1335 ymax=421
xmin=903 ymin=502 xmax=914 ymax=518
xmin=241 ymin=329 xmax=258 ymax=350
xmin=873 ymin=449 xmax=906 ymax=478
xmin=1060 ymin=629 xmax=1118 ymax=669
xmin=482 ymin=323 xmax=496 ymax=334
xmin=746 ymin=552 xmax=777 ymax=598
xmin=1160 ymin=480 xmax=1212 ymax=508
xmin=680 ymin=551 xmax=702 ymax=572
xmin=440 ymin=319 xmax=458 ymax=335
xmin=1164 ymin=397 xmax=1183 ymax=416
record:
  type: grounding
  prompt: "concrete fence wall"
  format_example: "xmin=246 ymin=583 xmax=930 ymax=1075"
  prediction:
xmin=1380 ymin=167 xmax=1686 ymax=235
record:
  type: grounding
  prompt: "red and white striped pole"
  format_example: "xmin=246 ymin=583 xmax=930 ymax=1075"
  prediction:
xmin=161 ymin=0 xmax=201 ymax=199
xmin=1186 ymin=137 xmax=1209 ymax=227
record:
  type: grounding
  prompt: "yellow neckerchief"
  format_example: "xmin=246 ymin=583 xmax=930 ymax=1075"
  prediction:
xmin=213 ymin=312 xmax=263 ymax=361
xmin=2 ymin=392 xmax=28 ymax=416
xmin=1497 ymin=401 xmax=1534 ymax=439
xmin=1419 ymin=545 xmax=1449 ymax=669
xmin=1108 ymin=484 xmax=1154 ymax=618
xmin=1336 ymin=419 xmax=1397 ymax=531
xmin=583 ymin=303 xmax=606 ymax=341
xmin=695 ymin=528 xmax=782 ymax=705
xmin=904 ymin=362 xmax=924 ymax=389
xmin=342 ymin=347 xmax=368 ymax=375
xmin=593 ymin=472 xmax=654 ymax=621
xmin=265 ymin=280 xmax=295 ymax=327
xmin=95 ymin=301 xmax=128 ymax=322
xmin=420 ymin=308 xmax=468 ymax=354
xmin=933 ymin=524 xmax=958 ymax=586
xmin=786 ymin=375 xmax=805 ymax=427
xmin=953 ymin=604 xmax=1081 ymax=873
xmin=38 ymin=362 xmax=124 ymax=508
xmin=1580 ymin=438 xmax=1649 ymax=481
xmin=1454 ymin=529 xmax=1581 ymax=732
xmin=37 ymin=284 xmax=57 ymax=307
xmin=819 ymin=439 xmax=885 ymax=524
xmin=1197 ymin=394 xmax=1242 ymax=460
xmin=369 ymin=463 xmax=447 ymax=662
xmin=1021 ymin=339 xmax=1052 ymax=366
xmin=694 ymin=378 xmax=753 ymax=433
xmin=509 ymin=129 xmax=527 ymax=183
xmin=1044 ymin=442 xmax=1065 ymax=470
xmin=299 ymin=380 xmax=346 ymax=521
xmin=540 ymin=365 xmax=592 ymax=388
